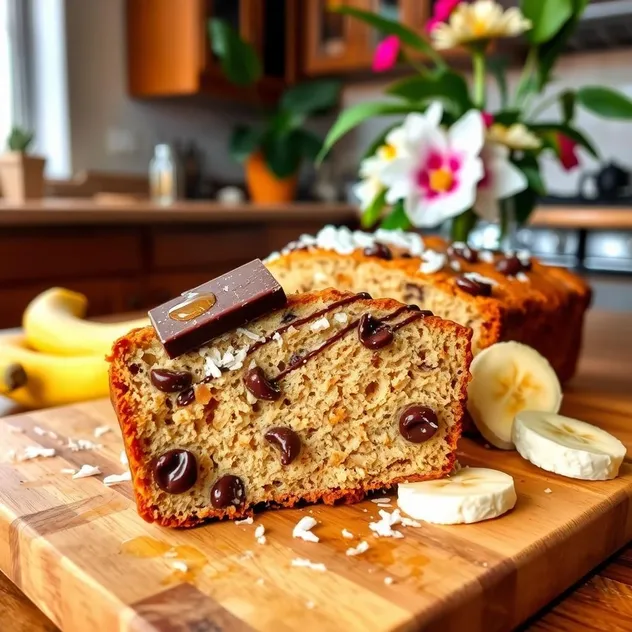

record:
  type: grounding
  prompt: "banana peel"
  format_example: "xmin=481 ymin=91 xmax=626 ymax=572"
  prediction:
xmin=23 ymin=287 xmax=148 ymax=357
xmin=0 ymin=333 xmax=109 ymax=409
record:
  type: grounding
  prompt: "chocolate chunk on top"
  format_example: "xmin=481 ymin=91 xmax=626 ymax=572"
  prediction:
xmin=149 ymin=259 xmax=287 ymax=358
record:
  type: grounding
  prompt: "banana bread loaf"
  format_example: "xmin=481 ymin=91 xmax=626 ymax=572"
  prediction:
xmin=108 ymin=288 xmax=472 ymax=527
xmin=265 ymin=226 xmax=591 ymax=382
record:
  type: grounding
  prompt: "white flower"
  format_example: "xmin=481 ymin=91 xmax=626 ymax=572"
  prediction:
xmin=353 ymin=127 xmax=407 ymax=210
xmin=474 ymin=143 xmax=528 ymax=221
xmin=381 ymin=103 xmax=485 ymax=228
xmin=487 ymin=123 xmax=542 ymax=151
xmin=431 ymin=0 xmax=532 ymax=50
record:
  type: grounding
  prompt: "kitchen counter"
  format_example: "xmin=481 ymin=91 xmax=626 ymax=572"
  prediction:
xmin=0 ymin=199 xmax=631 ymax=229
xmin=1 ymin=310 xmax=632 ymax=630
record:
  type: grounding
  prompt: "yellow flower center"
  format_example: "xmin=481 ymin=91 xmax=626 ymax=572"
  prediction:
xmin=429 ymin=168 xmax=454 ymax=193
xmin=378 ymin=143 xmax=397 ymax=161
xmin=471 ymin=17 xmax=488 ymax=37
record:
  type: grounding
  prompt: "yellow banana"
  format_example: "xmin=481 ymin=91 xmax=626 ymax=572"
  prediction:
xmin=23 ymin=287 xmax=148 ymax=357
xmin=0 ymin=333 xmax=109 ymax=409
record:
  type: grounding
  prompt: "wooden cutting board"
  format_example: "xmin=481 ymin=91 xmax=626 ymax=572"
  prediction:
xmin=1 ymin=392 xmax=631 ymax=632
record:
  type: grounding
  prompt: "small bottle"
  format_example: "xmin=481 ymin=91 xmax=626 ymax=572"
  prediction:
xmin=149 ymin=144 xmax=181 ymax=205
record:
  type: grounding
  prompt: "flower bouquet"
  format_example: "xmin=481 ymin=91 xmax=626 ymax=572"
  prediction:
xmin=320 ymin=0 xmax=632 ymax=244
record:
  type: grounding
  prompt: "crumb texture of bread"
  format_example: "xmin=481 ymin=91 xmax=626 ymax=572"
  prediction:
xmin=109 ymin=289 xmax=472 ymax=528
xmin=266 ymin=231 xmax=591 ymax=382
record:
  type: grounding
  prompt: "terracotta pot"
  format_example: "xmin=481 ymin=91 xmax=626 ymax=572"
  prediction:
xmin=245 ymin=152 xmax=298 ymax=204
xmin=0 ymin=152 xmax=46 ymax=202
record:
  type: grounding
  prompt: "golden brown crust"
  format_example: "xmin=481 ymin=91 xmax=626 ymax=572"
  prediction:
xmin=267 ymin=238 xmax=591 ymax=382
xmin=108 ymin=288 xmax=471 ymax=528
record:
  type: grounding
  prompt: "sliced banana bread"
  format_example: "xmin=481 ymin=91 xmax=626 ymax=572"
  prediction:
xmin=109 ymin=289 xmax=472 ymax=527
xmin=265 ymin=226 xmax=591 ymax=382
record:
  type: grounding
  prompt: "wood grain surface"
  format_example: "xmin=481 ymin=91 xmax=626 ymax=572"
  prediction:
xmin=0 ymin=311 xmax=631 ymax=632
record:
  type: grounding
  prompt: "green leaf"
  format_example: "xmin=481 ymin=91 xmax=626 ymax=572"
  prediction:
xmin=361 ymin=188 xmax=388 ymax=229
xmin=335 ymin=6 xmax=445 ymax=68
xmin=512 ymin=186 xmax=538 ymax=225
xmin=530 ymin=122 xmax=598 ymax=158
xmin=488 ymin=57 xmax=509 ymax=109
xmin=229 ymin=125 xmax=263 ymax=163
xmin=560 ymin=90 xmax=576 ymax=123
xmin=493 ymin=110 xmax=521 ymax=126
xmin=387 ymin=70 xmax=472 ymax=116
xmin=521 ymin=0 xmax=573 ymax=43
xmin=535 ymin=0 xmax=589 ymax=89
xmin=293 ymin=129 xmax=323 ymax=162
xmin=514 ymin=155 xmax=546 ymax=196
xmin=208 ymin=19 xmax=262 ymax=86
xmin=379 ymin=200 xmax=411 ymax=230
xmin=318 ymin=101 xmax=422 ymax=163
xmin=450 ymin=210 xmax=477 ymax=243
xmin=268 ymin=110 xmax=305 ymax=135
xmin=280 ymin=80 xmax=341 ymax=116
xmin=262 ymin=134 xmax=301 ymax=178
xmin=577 ymin=86 xmax=632 ymax=120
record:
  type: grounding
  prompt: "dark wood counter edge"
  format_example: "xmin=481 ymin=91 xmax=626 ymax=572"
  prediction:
xmin=1 ymin=199 xmax=632 ymax=229
xmin=0 ymin=200 xmax=359 ymax=226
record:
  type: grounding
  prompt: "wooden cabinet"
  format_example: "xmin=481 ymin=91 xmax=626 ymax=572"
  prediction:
xmin=126 ymin=0 xmax=437 ymax=99
xmin=127 ymin=0 xmax=297 ymax=100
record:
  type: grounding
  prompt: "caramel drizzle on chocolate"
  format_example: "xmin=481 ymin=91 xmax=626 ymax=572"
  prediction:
xmin=273 ymin=305 xmax=425 ymax=382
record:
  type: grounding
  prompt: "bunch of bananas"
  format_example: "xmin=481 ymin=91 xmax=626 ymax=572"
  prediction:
xmin=0 ymin=288 xmax=147 ymax=409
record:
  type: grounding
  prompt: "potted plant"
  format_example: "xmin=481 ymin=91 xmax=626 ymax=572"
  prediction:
xmin=209 ymin=20 xmax=341 ymax=204
xmin=319 ymin=1 xmax=632 ymax=246
xmin=0 ymin=127 xmax=46 ymax=202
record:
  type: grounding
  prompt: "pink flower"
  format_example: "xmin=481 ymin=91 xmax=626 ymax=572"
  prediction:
xmin=373 ymin=36 xmax=400 ymax=73
xmin=557 ymin=133 xmax=579 ymax=171
xmin=426 ymin=0 xmax=462 ymax=33
xmin=482 ymin=111 xmax=495 ymax=128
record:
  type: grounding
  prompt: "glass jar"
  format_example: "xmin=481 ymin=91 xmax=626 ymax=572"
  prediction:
xmin=149 ymin=144 xmax=181 ymax=205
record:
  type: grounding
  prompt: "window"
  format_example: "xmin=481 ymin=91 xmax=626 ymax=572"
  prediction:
xmin=0 ymin=0 xmax=13 ymax=144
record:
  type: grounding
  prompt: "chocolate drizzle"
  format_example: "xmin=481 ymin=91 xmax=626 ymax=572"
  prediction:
xmin=246 ymin=293 xmax=369 ymax=356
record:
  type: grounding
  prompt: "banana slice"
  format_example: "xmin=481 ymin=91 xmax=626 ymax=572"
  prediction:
xmin=513 ymin=411 xmax=626 ymax=480
xmin=398 ymin=467 xmax=517 ymax=525
xmin=467 ymin=342 xmax=562 ymax=450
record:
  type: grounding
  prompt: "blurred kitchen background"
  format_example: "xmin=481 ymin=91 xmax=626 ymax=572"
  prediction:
xmin=1 ymin=0 xmax=632 ymax=328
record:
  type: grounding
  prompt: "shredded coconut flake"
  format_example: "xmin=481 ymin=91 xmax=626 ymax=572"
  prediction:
xmin=223 ymin=285 xmax=230 ymax=292
xmin=516 ymin=249 xmax=531 ymax=266
xmin=341 ymin=529 xmax=354 ymax=539
xmin=384 ymin=577 xmax=394 ymax=585
xmin=235 ymin=517 xmax=254 ymax=525
xmin=255 ymin=524 xmax=265 ymax=539
xmin=333 ymin=312 xmax=348 ymax=324
xmin=67 ymin=438 xmax=102 ymax=452
xmin=237 ymin=327 xmax=263 ymax=342
xmin=256 ymin=577 xmax=265 ymax=586
xmin=60 ymin=468 xmax=76 ymax=475
xmin=19 ymin=446 xmax=56 ymax=461
xmin=33 ymin=426 xmax=46 ymax=436
xmin=257 ymin=536 xmax=267 ymax=545
xmin=272 ymin=332 xmax=283 ymax=347
xmin=370 ymin=497 xmax=391 ymax=504
xmin=103 ymin=471 xmax=131 ymax=486
xmin=369 ymin=509 xmax=404 ymax=539
xmin=401 ymin=517 xmax=421 ymax=528
xmin=376 ymin=503 xmax=392 ymax=508
xmin=293 ymin=516 xmax=319 ymax=543
xmin=313 ymin=271 xmax=328 ymax=284
xmin=449 ymin=260 xmax=462 ymax=272
xmin=72 ymin=464 xmax=101 ymax=479
xmin=171 ymin=560 xmax=189 ymax=573
xmin=544 ymin=488 xmax=552 ymax=494
xmin=204 ymin=357 xmax=222 ymax=379
xmin=346 ymin=541 xmax=370 ymax=557
xmin=463 ymin=271 xmax=498 ymax=286
xmin=479 ymin=250 xmax=495 ymax=263
xmin=516 ymin=271 xmax=529 ymax=283
xmin=94 ymin=426 xmax=112 ymax=438
xmin=120 ymin=450 xmax=128 ymax=465
xmin=305 ymin=601 xmax=316 ymax=609
xmin=310 ymin=317 xmax=330 ymax=332
xmin=291 ymin=558 xmax=327 ymax=572
xmin=419 ymin=250 xmax=446 ymax=274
